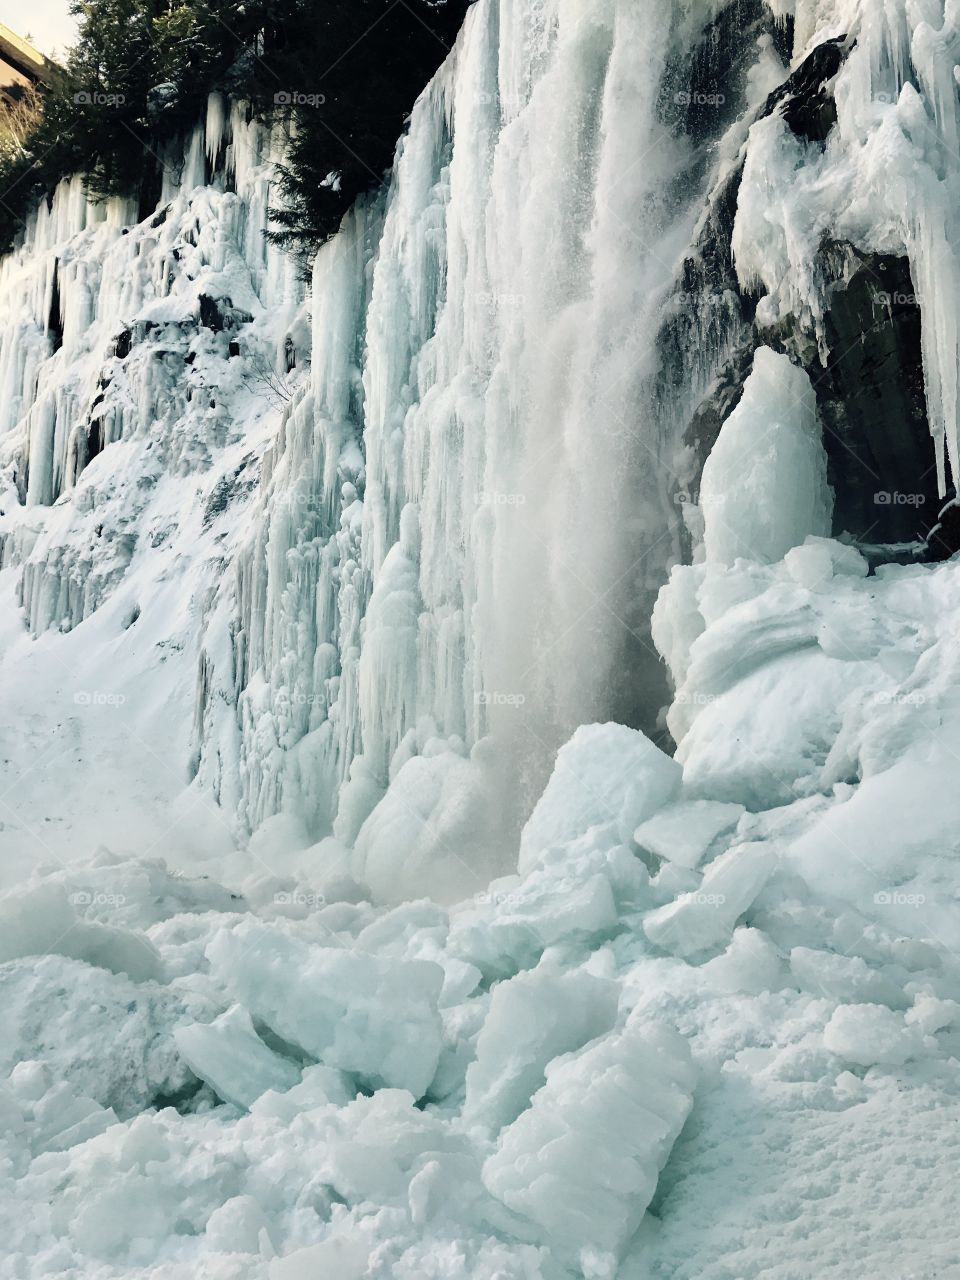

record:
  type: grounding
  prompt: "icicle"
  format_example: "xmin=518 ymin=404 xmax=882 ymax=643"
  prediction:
xmin=205 ymin=91 xmax=229 ymax=168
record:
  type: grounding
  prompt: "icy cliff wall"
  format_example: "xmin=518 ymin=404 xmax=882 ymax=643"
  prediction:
xmin=191 ymin=0 xmax=792 ymax=886
xmin=3 ymin=0 xmax=960 ymax=888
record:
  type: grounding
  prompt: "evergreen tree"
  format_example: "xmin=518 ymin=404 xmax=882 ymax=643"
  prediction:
xmin=0 ymin=0 xmax=472 ymax=256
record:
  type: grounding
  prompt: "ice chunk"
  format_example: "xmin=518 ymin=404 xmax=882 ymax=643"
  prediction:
xmin=643 ymin=842 xmax=777 ymax=958
xmin=790 ymin=947 xmax=906 ymax=1009
xmin=700 ymin=927 xmax=785 ymax=995
xmin=270 ymin=1239 xmax=370 ymax=1280
xmin=823 ymin=1004 xmax=920 ymax=1067
xmin=463 ymin=965 xmax=620 ymax=1133
xmin=207 ymin=922 xmax=444 ymax=1097
xmin=449 ymin=825 xmax=645 ymax=977
xmin=250 ymin=1063 xmax=354 ymax=1119
xmin=0 ymin=883 xmax=162 ymax=983
xmin=699 ymin=348 xmax=833 ymax=566
xmin=482 ymin=1018 xmax=695 ymax=1264
xmin=205 ymin=1195 xmax=271 ymax=1254
xmin=906 ymin=995 xmax=960 ymax=1035
xmin=633 ymin=799 xmax=744 ymax=869
xmin=351 ymin=743 xmax=508 ymax=906
xmin=30 ymin=1081 xmax=118 ymax=1154
xmin=783 ymin=537 xmax=869 ymax=589
xmin=174 ymin=1004 xmax=302 ymax=1111
xmin=520 ymin=723 xmax=682 ymax=872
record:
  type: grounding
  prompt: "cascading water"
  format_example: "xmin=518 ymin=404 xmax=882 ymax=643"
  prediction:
xmin=189 ymin=0 xmax=795 ymax=895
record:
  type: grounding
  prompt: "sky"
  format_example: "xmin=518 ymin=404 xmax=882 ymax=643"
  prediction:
xmin=0 ymin=0 xmax=79 ymax=59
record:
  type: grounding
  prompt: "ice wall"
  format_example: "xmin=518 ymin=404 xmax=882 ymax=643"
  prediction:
xmin=192 ymin=0 xmax=771 ymax=879
xmin=6 ymin=0 xmax=960 ymax=890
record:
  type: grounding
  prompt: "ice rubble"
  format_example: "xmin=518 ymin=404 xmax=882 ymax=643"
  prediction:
xmin=6 ymin=569 xmax=960 ymax=1279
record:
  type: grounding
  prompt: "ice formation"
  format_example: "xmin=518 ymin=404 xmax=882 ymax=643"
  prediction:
xmin=2 ymin=0 xmax=960 ymax=1275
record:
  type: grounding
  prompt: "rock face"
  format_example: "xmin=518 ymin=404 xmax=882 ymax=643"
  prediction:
xmin=662 ymin=29 xmax=944 ymax=557
xmin=813 ymin=245 xmax=934 ymax=545
xmin=762 ymin=35 xmax=847 ymax=143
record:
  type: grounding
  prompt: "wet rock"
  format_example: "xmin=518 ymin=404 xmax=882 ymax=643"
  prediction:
xmin=813 ymin=244 xmax=936 ymax=545
xmin=762 ymin=36 xmax=848 ymax=143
